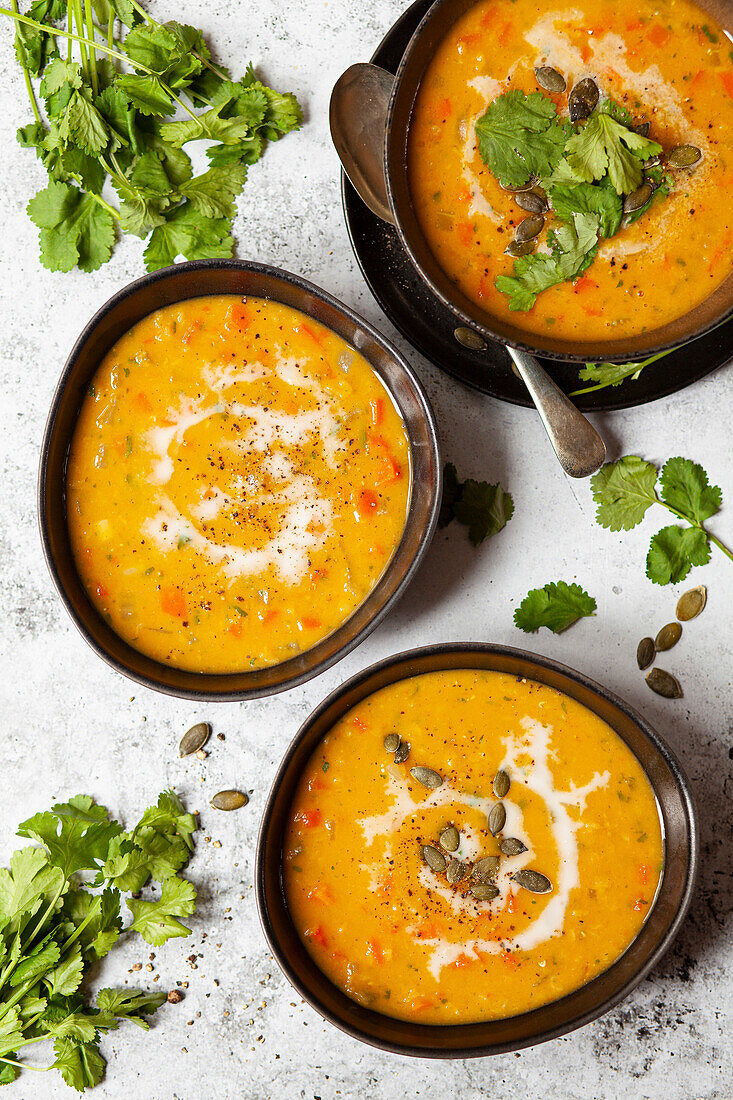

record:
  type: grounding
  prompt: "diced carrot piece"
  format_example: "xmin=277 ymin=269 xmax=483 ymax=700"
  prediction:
xmin=583 ymin=306 xmax=604 ymax=318
xmin=457 ymin=183 xmax=472 ymax=205
xmin=134 ymin=392 xmax=153 ymax=412
xmin=457 ymin=32 xmax=481 ymax=48
xmin=226 ymin=302 xmax=251 ymax=330
xmin=639 ymin=864 xmax=650 ymax=885
xmin=480 ymin=6 xmax=496 ymax=29
xmin=358 ymin=489 xmax=379 ymax=516
xmin=501 ymin=951 xmax=520 ymax=969
xmin=366 ymin=939 xmax=384 ymax=964
xmin=181 ymin=320 xmax=202 ymax=345
xmin=301 ymin=616 xmax=322 ymax=630
xmin=309 ymin=568 xmax=328 ymax=582
xmin=497 ymin=21 xmax=512 ymax=46
xmin=307 ymin=884 xmax=334 ymax=904
xmin=161 ymin=587 xmax=187 ymax=617
xmin=307 ymin=777 xmax=328 ymax=792
xmin=410 ymin=997 xmax=437 ymax=1012
xmin=369 ymin=398 xmax=384 ymax=426
xmin=296 ymin=809 xmax=322 ymax=827
xmin=720 ymin=71 xmax=733 ymax=98
xmin=227 ymin=623 xmax=242 ymax=638
xmin=375 ymin=455 xmax=402 ymax=485
xmin=353 ymin=716 xmax=368 ymax=731
xmin=451 ymin=953 xmax=474 ymax=969
xmin=307 ymin=925 xmax=328 ymax=947
xmin=434 ymin=97 xmax=452 ymax=121
xmin=262 ymin=607 xmax=279 ymax=624
xmin=95 ymin=583 xmax=109 ymax=600
xmin=298 ymin=322 xmax=323 ymax=348
xmin=456 ymin=220 xmax=474 ymax=247
xmin=573 ymin=276 xmax=600 ymax=293
xmin=626 ymin=19 xmax=643 ymax=31
xmin=690 ymin=69 xmax=707 ymax=90
xmin=647 ymin=24 xmax=671 ymax=48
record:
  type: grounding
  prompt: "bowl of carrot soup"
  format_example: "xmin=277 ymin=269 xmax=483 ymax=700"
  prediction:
xmin=256 ymin=644 xmax=697 ymax=1055
xmin=39 ymin=261 xmax=440 ymax=698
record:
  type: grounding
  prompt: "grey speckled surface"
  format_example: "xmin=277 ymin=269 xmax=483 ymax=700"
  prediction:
xmin=0 ymin=1 xmax=732 ymax=1097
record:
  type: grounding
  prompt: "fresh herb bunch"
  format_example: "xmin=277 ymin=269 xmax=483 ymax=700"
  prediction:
xmin=514 ymin=581 xmax=596 ymax=634
xmin=439 ymin=462 xmax=514 ymax=545
xmin=0 ymin=790 xmax=197 ymax=1091
xmin=591 ymin=456 xmax=733 ymax=584
xmin=476 ymin=89 xmax=676 ymax=310
xmin=5 ymin=0 xmax=302 ymax=272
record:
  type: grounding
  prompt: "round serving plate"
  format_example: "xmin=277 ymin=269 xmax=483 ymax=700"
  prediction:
xmin=342 ymin=0 xmax=733 ymax=411
xmin=256 ymin=643 xmax=698 ymax=1057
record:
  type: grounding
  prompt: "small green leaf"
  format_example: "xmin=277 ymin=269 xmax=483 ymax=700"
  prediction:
xmin=496 ymin=211 xmax=599 ymax=311
xmin=563 ymin=111 xmax=662 ymax=195
xmin=178 ymin=164 xmax=248 ymax=219
xmin=475 ymin=89 xmax=570 ymax=188
xmin=127 ymin=876 xmax=196 ymax=945
xmin=590 ymin=456 xmax=658 ymax=531
xmin=454 ymin=480 xmax=514 ymax=545
xmin=143 ymin=201 xmax=234 ymax=271
xmin=658 ymin=457 xmax=722 ymax=525
xmin=44 ymin=944 xmax=84 ymax=997
xmin=117 ymin=74 xmax=174 ymax=117
xmin=514 ymin=581 xmax=597 ymax=633
xmin=95 ymin=988 xmax=166 ymax=1030
xmin=52 ymin=1037 xmax=105 ymax=1092
xmin=646 ymin=525 xmax=710 ymax=585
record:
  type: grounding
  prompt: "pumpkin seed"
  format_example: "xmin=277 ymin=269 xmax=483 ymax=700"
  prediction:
xmin=534 ymin=65 xmax=566 ymax=93
xmin=439 ymin=826 xmax=460 ymax=853
xmin=655 ymin=622 xmax=682 ymax=651
xmin=646 ymin=667 xmax=683 ymax=699
xmin=505 ymin=239 xmax=536 ymax=257
xmin=488 ymin=802 xmax=506 ymax=836
xmin=471 ymin=883 xmax=500 ymax=902
xmin=472 ymin=855 xmax=500 ymax=882
xmin=210 ymin=789 xmax=248 ymax=811
xmin=384 ymin=732 xmax=400 ymax=753
xmin=179 ymin=722 xmax=211 ymax=757
xmin=500 ymin=175 xmax=538 ymax=193
xmin=472 ymin=856 xmax=500 ymax=883
xmin=667 ymin=144 xmax=702 ymax=169
xmin=569 ymin=77 xmax=599 ymax=122
xmin=623 ymin=182 xmax=653 ymax=214
xmin=634 ymin=121 xmax=651 ymax=137
xmin=515 ymin=190 xmax=548 ymax=214
xmin=422 ymin=844 xmax=447 ymax=873
xmin=512 ymin=869 xmax=552 ymax=893
xmin=500 ymin=837 xmax=528 ymax=856
xmin=676 ymin=585 xmax=706 ymax=622
xmin=643 ymin=154 xmax=662 ymax=169
xmin=514 ymin=213 xmax=545 ymax=243
xmin=393 ymin=741 xmax=410 ymax=764
xmin=493 ymin=770 xmax=510 ymax=798
xmin=410 ymin=766 xmax=443 ymax=789
xmin=636 ymin=637 xmax=655 ymax=670
xmin=446 ymin=858 xmax=470 ymax=885
xmin=454 ymin=326 xmax=487 ymax=351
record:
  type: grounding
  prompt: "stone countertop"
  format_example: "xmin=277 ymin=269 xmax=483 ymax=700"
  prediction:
xmin=0 ymin=1 xmax=731 ymax=1096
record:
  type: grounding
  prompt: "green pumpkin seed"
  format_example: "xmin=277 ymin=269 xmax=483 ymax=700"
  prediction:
xmin=667 ymin=144 xmax=702 ymax=169
xmin=488 ymin=802 xmax=506 ymax=836
xmin=623 ymin=182 xmax=653 ymax=214
xmin=446 ymin=858 xmax=469 ymax=885
xmin=471 ymin=883 xmax=500 ymax=902
xmin=505 ymin=239 xmax=536 ymax=257
xmin=514 ymin=213 xmax=545 ymax=243
xmin=655 ymin=622 xmax=682 ymax=651
xmin=515 ymin=191 xmax=548 ymax=214
xmin=569 ymin=77 xmax=599 ymax=122
xmin=646 ymin=667 xmax=683 ymax=699
xmin=210 ymin=789 xmax=248 ymax=811
xmin=634 ymin=121 xmax=651 ymax=137
xmin=384 ymin=732 xmax=400 ymax=753
xmin=410 ymin=766 xmax=443 ymax=789
xmin=500 ymin=837 xmax=527 ymax=856
xmin=512 ymin=869 xmax=552 ymax=893
xmin=393 ymin=741 xmax=410 ymax=764
xmin=179 ymin=722 xmax=211 ymax=757
xmin=676 ymin=585 xmax=706 ymax=622
xmin=500 ymin=175 xmax=538 ymax=193
xmin=472 ymin=856 xmax=500 ymax=883
xmin=422 ymin=844 xmax=447 ymax=873
xmin=534 ymin=65 xmax=566 ymax=93
xmin=454 ymin=326 xmax=487 ymax=351
xmin=439 ymin=826 xmax=460 ymax=853
xmin=493 ymin=770 xmax=510 ymax=798
xmin=636 ymin=637 xmax=655 ymax=670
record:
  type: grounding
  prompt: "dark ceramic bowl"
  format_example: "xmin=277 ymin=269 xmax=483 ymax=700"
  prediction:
xmin=38 ymin=260 xmax=441 ymax=700
xmin=355 ymin=0 xmax=733 ymax=362
xmin=256 ymin=643 xmax=698 ymax=1057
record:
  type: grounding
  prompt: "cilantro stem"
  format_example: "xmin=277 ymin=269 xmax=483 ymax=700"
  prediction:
xmin=71 ymin=0 xmax=90 ymax=83
xmin=0 ymin=1056 xmax=51 ymax=1073
xmin=569 ymin=350 xmax=673 ymax=396
xmin=83 ymin=0 xmax=99 ymax=96
xmin=654 ymin=494 xmax=733 ymax=564
xmin=10 ymin=0 xmax=41 ymax=124
xmin=71 ymin=177 xmax=121 ymax=220
xmin=106 ymin=10 xmax=114 ymax=48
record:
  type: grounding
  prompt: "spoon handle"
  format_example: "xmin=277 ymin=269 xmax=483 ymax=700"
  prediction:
xmin=507 ymin=347 xmax=606 ymax=478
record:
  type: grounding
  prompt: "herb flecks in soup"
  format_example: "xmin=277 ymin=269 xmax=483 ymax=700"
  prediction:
xmin=408 ymin=0 xmax=733 ymax=340
xmin=67 ymin=296 xmax=410 ymax=673
xmin=285 ymin=671 xmax=663 ymax=1024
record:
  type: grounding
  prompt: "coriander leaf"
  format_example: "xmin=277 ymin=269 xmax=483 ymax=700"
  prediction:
xmin=133 ymin=790 xmax=197 ymax=853
xmin=0 ymin=847 xmax=64 ymax=929
xmin=646 ymin=525 xmax=710 ymax=585
xmin=123 ymin=23 xmax=202 ymax=89
xmin=475 ymin=89 xmax=570 ymax=188
xmin=549 ymin=180 xmax=623 ymax=238
xmin=117 ymin=74 xmax=174 ymax=117
xmin=0 ymin=1008 xmax=24 ymax=1059
xmin=143 ymin=202 xmax=234 ymax=271
xmin=178 ymin=164 xmax=247 ymax=218
xmin=43 ymin=944 xmax=84 ymax=997
xmin=454 ymin=480 xmax=514 ymax=545
xmin=127 ymin=876 xmax=196 ymax=945
xmin=438 ymin=462 xmax=461 ymax=528
xmin=590 ymin=455 xmax=658 ymax=530
xmin=564 ymin=111 xmax=662 ymax=194
xmin=577 ymin=360 xmax=644 ymax=387
xmin=58 ymin=89 xmax=109 ymax=157
xmin=95 ymin=86 xmax=140 ymax=152
xmin=41 ymin=1006 xmax=98 ymax=1044
xmin=496 ymin=211 xmax=599 ymax=311
xmin=52 ymin=1037 xmax=105 ymax=1092
xmin=9 ymin=940 xmax=60 ymax=987
xmin=102 ymin=831 xmax=188 ymax=892
xmin=206 ymin=134 xmax=263 ymax=168
xmin=18 ymin=794 xmax=122 ymax=879
xmin=248 ymin=72 xmax=303 ymax=140
xmin=62 ymin=886 xmax=121 ymax=960
xmin=14 ymin=0 xmax=59 ymax=77
xmin=514 ymin=581 xmax=597 ymax=633
xmin=659 ymin=457 xmax=722 ymax=524
xmin=40 ymin=57 xmax=82 ymax=101
xmin=95 ymin=988 xmax=166 ymax=1030
xmin=599 ymin=98 xmax=635 ymax=125
xmin=160 ymin=83 xmax=268 ymax=147
xmin=0 ymin=1059 xmax=19 ymax=1085
xmin=113 ymin=151 xmax=176 ymax=236
xmin=27 ymin=181 xmax=116 ymax=273
xmin=186 ymin=64 xmax=232 ymax=107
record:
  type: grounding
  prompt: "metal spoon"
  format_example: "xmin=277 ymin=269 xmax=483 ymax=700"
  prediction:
xmin=330 ymin=63 xmax=606 ymax=479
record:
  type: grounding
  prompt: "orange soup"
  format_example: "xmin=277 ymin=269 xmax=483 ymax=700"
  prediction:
xmin=66 ymin=296 xmax=410 ymax=673
xmin=408 ymin=0 xmax=733 ymax=340
xmin=285 ymin=670 xmax=664 ymax=1024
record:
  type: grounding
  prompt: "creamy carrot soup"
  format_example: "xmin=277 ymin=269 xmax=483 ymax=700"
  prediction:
xmin=408 ymin=0 xmax=733 ymax=340
xmin=66 ymin=296 xmax=410 ymax=673
xmin=285 ymin=671 xmax=663 ymax=1023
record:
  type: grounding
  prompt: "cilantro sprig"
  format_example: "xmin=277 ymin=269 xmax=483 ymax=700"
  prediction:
xmin=0 ymin=789 xmax=198 ymax=1091
xmin=3 ymin=0 xmax=302 ymax=272
xmin=439 ymin=462 xmax=514 ymax=545
xmin=591 ymin=456 xmax=733 ymax=584
xmin=570 ymin=349 xmax=675 ymax=396
xmin=514 ymin=581 xmax=597 ymax=633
